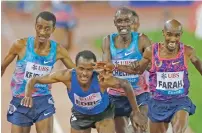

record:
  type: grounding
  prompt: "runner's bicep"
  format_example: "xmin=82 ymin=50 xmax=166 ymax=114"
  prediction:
xmin=1 ymin=44 xmax=19 ymax=73
xmin=58 ymin=46 xmax=75 ymax=69
xmin=140 ymin=46 xmax=152 ymax=69
xmin=36 ymin=71 xmax=66 ymax=84
xmin=102 ymin=36 xmax=111 ymax=62
xmin=189 ymin=52 xmax=202 ymax=75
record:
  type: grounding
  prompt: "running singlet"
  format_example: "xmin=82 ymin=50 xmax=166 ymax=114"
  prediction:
xmin=68 ymin=69 xmax=109 ymax=115
xmin=11 ymin=37 xmax=57 ymax=97
xmin=108 ymin=32 xmax=149 ymax=96
xmin=149 ymin=43 xmax=190 ymax=100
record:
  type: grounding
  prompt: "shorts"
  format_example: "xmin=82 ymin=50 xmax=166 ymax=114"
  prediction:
xmin=109 ymin=92 xmax=151 ymax=117
xmin=148 ymin=96 xmax=196 ymax=123
xmin=7 ymin=95 xmax=55 ymax=127
xmin=70 ymin=103 xmax=115 ymax=130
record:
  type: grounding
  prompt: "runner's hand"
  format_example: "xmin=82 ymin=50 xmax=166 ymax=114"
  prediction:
xmin=21 ymin=96 xmax=33 ymax=108
xmin=92 ymin=61 xmax=115 ymax=72
xmin=131 ymin=111 xmax=148 ymax=131
xmin=130 ymin=61 xmax=140 ymax=70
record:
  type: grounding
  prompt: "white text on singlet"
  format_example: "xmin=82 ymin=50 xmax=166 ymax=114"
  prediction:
xmin=74 ymin=93 xmax=102 ymax=109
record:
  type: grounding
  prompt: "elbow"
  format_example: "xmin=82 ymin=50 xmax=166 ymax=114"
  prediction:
xmin=1 ymin=66 xmax=5 ymax=76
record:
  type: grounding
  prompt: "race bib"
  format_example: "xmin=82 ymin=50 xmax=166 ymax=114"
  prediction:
xmin=112 ymin=59 xmax=139 ymax=79
xmin=24 ymin=62 xmax=52 ymax=81
xmin=74 ymin=93 xmax=102 ymax=109
xmin=156 ymin=71 xmax=184 ymax=95
xmin=112 ymin=59 xmax=140 ymax=91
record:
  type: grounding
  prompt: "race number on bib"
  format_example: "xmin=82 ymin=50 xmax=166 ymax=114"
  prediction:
xmin=74 ymin=93 xmax=102 ymax=109
xmin=156 ymin=71 xmax=184 ymax=95
xmin=24 ymin=62 xmax=52 ymax=80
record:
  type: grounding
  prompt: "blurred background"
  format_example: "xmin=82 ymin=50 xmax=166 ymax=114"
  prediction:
xmin=1 ymin=1 xmax=202 ymax=133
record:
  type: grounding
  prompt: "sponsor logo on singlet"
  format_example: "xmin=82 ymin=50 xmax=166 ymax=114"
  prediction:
xmin=156 ymin=71 xmax=184 ymax=95
xmin=112 ymin=59 xmax=139 ymax=80
xmin=24 ymin=62 xmax=52 ymax=81
xmin=74 ymin=92 xmax=102 ymax=109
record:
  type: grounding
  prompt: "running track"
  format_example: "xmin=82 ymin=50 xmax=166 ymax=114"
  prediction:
xmin=1 ymin=3 xmax=194 ymax=133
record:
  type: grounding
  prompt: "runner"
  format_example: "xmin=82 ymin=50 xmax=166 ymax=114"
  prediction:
xmin=102 ymin=7 xmax=151 ymax=133
xmin=21 ymin=50 xmax=147 ymax=133
xmin=1 ymin=11 xmax=75 ymax=133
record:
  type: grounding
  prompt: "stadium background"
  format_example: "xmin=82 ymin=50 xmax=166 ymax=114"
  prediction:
xmin=1 ymin=1 xmax=202 ymax=133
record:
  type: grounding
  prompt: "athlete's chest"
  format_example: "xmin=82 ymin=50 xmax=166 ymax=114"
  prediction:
xmin=159 ymin=51 xmax=179 ymax=59
xmin=34 ymin=48 xmax=51 ymax=56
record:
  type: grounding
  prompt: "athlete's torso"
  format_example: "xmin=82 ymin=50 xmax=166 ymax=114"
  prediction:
xmin=149 ymin=43 xmax=190 ymax=100
xmin=11 ymin=37 xmax=57 ymax=97
xmin=68 ymin=69 xmax=109 ymax=115
xmin=108 ymin=32 xmax=149 ymax=96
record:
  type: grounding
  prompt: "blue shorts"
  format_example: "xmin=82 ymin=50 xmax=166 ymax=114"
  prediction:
xmin=148 ymin=97 xmax=196 ymax=123
xmin=109 ymin=92 xmax=151 ymax=117
xmin=56 ymin=19 xmax=77 ymax=30
xmin=7 ymin=95 xmax=55 ymax=127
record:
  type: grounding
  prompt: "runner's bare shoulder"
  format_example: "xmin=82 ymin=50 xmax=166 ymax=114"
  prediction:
xmin=143 ymin=45 xmax=152 ymax=61
xmin=139 ymin=33 xmax=153 ymax=44
xmin=184 ymin=44 xmax=195 ymax=57
xmin=11 ymin=38 xmax=28 ymax=53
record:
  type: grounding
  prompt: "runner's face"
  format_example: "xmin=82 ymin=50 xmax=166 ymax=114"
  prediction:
xmin=76 ymin=57 xmax=94 ymax=85
xmin=163 ymin=28 xmax=182 ymax=51
xmin=114 ymin=12 xmax=132 ymax=36
xmin=35 ymin=17 xmax=55 ymax=43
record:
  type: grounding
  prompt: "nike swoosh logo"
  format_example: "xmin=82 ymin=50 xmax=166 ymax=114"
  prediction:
xmin=125 ymin=51 xmax=133 ymax=56
xmin=44 ymin=112 xmax=52 ymax=116
xmin=172 ymin=61 xmax=180 ymax=65
xmin=44 ymin=60 xmax=52 ymax=64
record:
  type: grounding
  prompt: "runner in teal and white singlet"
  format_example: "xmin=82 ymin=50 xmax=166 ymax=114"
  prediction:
xmin=1 ymin=11 xmax=75 ymax=133
xmin=102 ymin=7 xmax=151 ymax=133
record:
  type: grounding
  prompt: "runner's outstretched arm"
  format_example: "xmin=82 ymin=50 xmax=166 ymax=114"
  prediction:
xmin=117 ymin=45 xmax=152 ymax=75
xmin=21 ymin=69 xmax=70 ymax=107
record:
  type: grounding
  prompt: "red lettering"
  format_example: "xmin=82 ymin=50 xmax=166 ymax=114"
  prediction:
xmin=168 ymin=73 xmax=179 ymax=78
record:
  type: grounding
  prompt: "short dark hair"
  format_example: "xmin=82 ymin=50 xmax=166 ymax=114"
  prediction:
xmin=131 ymin=10 xmax=139 ymax=19
xmin=36 ymin=11 xmax=56 ymax=27
xmin=75 ymin=50 xmax=97 ymax=65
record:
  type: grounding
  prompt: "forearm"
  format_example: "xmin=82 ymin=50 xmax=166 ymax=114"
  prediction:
xmin=1 ymin=56 xmax=16 ymax=77
xmin=25 ymin=78 xmax=38 ymax=97
xmin=121 ymin=80 xmax=140 ymax=112
xmin=117 ymin=64 xmax=139 ymax=74
xmin=194 ymin=60 xmax=202 ymax=75
xmin=1 ymin=65 xmax=6 ymax=77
